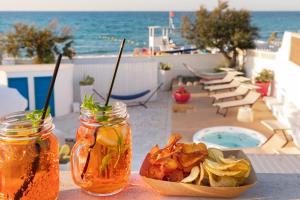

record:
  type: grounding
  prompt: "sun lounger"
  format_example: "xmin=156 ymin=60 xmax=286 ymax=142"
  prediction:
xmin=204 ymin=75 xmax=251 ymax=93
xmin=261 ymin=120 xmax=291 ymax=147
xmin=261 ymin=133 xmax=288 ymax=153
xmin=202 ymin=71 xmax=246 ymax=85
xmin=202 ymin=72 xmax=236 ymax=86
xmin=204 ymin=79 xmax=241 ymax=93
xmin=182 ymin=63 xmax=226 ymax=80
xmin=219 ymin=67 xmax=236 ymax=72
xmin=243 ymin=133 xmax=288 ymax=154
xmin=213 ymin=91 xmax=261 ymax=117
xmin=210 ymin=84 xmax=250 ymax=103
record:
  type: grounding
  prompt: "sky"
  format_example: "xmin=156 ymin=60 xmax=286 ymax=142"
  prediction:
xmin=0 ymin=0 xmax=300 ymax=11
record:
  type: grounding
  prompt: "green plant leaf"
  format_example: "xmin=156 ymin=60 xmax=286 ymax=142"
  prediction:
xmin=100 ymin=153 xmax=112 ymax=172
xmin=25 ymin=107 xmax=51 ymax=128
xmin=81 ymin=95 xmax=113 ymax=122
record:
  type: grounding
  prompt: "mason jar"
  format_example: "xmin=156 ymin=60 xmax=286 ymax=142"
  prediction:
xmin=71 ymin=102 xmax=132 ymax=196
xmin=0 ymin=111 xmax=59 ymax=200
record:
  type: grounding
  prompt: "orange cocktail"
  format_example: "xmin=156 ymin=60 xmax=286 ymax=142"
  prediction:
xmin=71 ymin=101 xmax=132 ymax=196
xmin=0 ymin=111 xmax=59 ymax=200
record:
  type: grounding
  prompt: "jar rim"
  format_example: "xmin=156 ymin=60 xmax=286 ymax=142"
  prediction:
xmin=80 ymin=101 xmax=129 ymax=127
xmin=0 ymin=111 xmax=54 ymax=140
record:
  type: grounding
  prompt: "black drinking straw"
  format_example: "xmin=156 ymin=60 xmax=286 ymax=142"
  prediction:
xmin=105 ymin=39 xmax=126 ymax=106
xmin=80 ymin=39 xmax=126 ymax=179
xmin=14 ymin=54 xmax=62 ymax=200
xmin=41 ymin=54 xmax=63 ymax=120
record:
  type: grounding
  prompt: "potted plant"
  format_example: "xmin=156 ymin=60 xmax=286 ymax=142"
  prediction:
xmin=255 ymin=69 xmax=274 ymax=96
xmin=159 ymin=62 xmax=173 ymax=91
xmin=79 ymin=75 xmax=95 ymax=102
xmin=173 ymin=87 xmax=191 ymax=104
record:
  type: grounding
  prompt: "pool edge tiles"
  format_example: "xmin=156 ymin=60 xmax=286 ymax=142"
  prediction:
xmin=193 ymin=126 xmax=267 ymax=149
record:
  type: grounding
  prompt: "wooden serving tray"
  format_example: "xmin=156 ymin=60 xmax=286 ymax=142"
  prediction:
xmin=140 ymin=150 xmax=257 ymax=198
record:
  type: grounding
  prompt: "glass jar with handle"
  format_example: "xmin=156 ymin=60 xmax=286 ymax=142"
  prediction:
xmin=71 ymin=101 xmax=132 ymax=196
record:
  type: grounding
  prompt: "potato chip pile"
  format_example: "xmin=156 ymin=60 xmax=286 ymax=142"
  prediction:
xmin=140 ymin=134 xmax=251 ymax=187
xmin=182 ymin=148 xmax=251 ymax=187
xmin=204 ymin=148 xmax=251 ymax=187
xmin=140 ymin=134 xmax=208 ymax=182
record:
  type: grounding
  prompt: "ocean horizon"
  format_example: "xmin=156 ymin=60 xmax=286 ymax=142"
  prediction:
xmin=0 ymin=11 xmax=299 ymax=55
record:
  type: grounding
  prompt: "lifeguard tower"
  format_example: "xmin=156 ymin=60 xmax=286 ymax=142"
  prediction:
xmin=148 ymin=11 xmax=176 ymax=55
xmin=148 ymin=26 xmax=171 ymax=55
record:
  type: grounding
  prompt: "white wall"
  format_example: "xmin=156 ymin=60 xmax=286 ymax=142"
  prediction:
xmin=67 ymin=53 xmax=225 ymax=102
xmin=154 ymin=53 xmax=225 ymax=79
xmin=72 ymin=58 xmax=158 ymax=103
xmin=245 ymin=32 xmax=300 ymax=147
xmin=1 ymin=53 xmax=224 ymax=115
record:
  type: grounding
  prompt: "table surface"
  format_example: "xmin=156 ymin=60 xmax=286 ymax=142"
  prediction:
xmin=59 ymin=154 xmax=300 ymax=200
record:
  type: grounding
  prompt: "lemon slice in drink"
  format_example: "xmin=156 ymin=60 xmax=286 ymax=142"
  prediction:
xmin=96 ymin=127 xmax=118 ymax=147
xmin=59 ymin=144 xmax=71 ymax=156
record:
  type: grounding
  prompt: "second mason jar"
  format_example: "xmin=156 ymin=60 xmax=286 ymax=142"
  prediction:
xmin=0 ymin=111 xmax=59 ymax=200
xmin=71 ymin=101 xmax=132 ymax=196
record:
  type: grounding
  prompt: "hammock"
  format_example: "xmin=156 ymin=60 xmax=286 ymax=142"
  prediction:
xmin=111 ymin=90 xmax=151 ymax=100
xmin=92 ymin=83 xmax=163 ymax=108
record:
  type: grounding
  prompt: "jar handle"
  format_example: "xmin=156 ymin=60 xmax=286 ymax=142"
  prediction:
xmin=70 ymin=140 xmax=89 ymax=185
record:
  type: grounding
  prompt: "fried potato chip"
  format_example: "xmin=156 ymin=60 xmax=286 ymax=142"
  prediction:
xmin=140 ymin=154 xmax=152 ymax=177
xmin=196 ymin=163 xmax=205 ymax=185
xmin=219 ymin=156 xmax=247 ymax=165
xmin=207 ymin=170 xmax=238 ymax=187
xmin=208 ymin=148 xmax=224 ymax=163
xmin=178 ymin=153 xmax=203 ymax=168
xmin=203 ymin=160 xmax=242 ymax=177
xmin=181 ymin=166 xmax=200 ymax=183
xmin=165 ymin=169 xmax=184 ymax=182
xmin=165 ymin=134 xmax=182 ymax=150
xmin=182 ymin=143 xmax=207 ymax=154
xmin=161 ymin=158 xmax=179 ymax=173
xmin=205 ymin=159 xmax=237 ymax=170
xmin=148 ymin=164 xmax=165 ymax=180
xmin=229 ymin=160 xmax=251 ymax=178
xmin=150 ymin=145 xmax=160 ymax=155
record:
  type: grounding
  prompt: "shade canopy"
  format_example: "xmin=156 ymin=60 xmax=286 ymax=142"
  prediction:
xmin=0 ymin=86 xmax=28 ymax=116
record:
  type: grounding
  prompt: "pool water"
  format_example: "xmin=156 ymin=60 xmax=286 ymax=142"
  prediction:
xmin=193 ymin=126 xmax=266 ymax=149
xmin=201 ymin=132 xmax=261 ymax=148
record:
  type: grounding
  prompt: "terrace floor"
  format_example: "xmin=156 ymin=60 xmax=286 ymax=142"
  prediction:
xmin=171 ymin=84 xmax=300 ymax=154
xmin=54 ymin=89 xmax=300 ymax=171
xmin=172 ymin=92 xmax=274 ymax=142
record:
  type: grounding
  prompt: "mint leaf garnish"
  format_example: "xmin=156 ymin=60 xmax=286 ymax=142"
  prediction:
xmin=25 ymin=107 xmax=51 ymax=131
xmin=81 ymin=95 xmax=112 ymax=122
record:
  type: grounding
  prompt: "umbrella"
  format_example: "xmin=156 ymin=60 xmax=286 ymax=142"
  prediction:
xmin=0 ymin=86 xmax=28 ymax=116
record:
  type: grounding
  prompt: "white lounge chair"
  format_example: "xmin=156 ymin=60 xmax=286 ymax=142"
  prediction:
xmin=204 ymin=79 xmax=241 ymax=93
xmin=219 ymin=67 xmax=236 ymax=72
xmin=182 ymin=63 xmax=226 ymax=80
xmin=213 ymin=91 xmax=261 ymax=117
xmin=202 ymin=72 xmax=237 ymax=86
xmin=210 ymin=84 xmax=250 ymax=103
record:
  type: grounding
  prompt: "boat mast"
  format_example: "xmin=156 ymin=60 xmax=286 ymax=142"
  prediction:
xmin=169 ymin=11 xmax=175 ymax=31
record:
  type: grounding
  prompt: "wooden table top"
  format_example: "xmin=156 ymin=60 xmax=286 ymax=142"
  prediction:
xmin=59 ymin=154 xmax=300 ymax=200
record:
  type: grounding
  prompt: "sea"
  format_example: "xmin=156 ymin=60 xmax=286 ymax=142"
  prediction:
xmin=0 ymin=11 xmax=299 ymax=55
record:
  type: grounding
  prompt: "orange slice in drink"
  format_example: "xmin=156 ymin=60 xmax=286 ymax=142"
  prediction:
xmin=96 ymin=127 xmax=119 ymax=147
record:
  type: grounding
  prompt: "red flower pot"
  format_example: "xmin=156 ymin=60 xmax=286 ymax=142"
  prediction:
xmin=173 ymin=87 xmax=191 ymax=103
xmin=255 ymin=82 xmax=271 ymax=97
